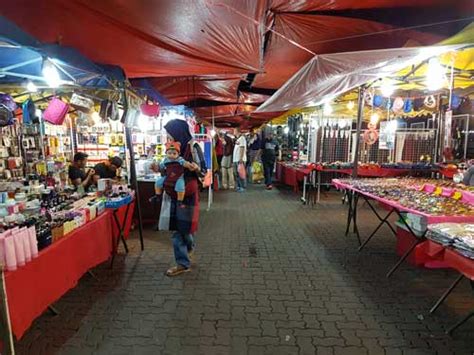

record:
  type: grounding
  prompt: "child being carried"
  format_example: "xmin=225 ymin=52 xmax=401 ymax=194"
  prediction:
xmin=155 ymin=142 xmax=193 ymax=202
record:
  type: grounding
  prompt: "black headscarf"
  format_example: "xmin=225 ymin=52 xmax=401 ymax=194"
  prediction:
xmin=164 ymin=119 xmax=192 ymax=156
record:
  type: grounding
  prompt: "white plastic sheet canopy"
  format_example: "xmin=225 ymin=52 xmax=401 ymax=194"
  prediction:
xmin=256 ymin=44 xmax=465 ymax=113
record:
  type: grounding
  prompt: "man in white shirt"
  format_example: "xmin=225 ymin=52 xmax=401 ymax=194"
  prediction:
xmin=233 ymin=127 xmax=247 ymax=192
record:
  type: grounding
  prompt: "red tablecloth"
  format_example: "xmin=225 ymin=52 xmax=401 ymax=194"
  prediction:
xmin=276 ymin=163 xmax=311 ymax=191
xmin=4 ymin=202 xmax=134 ymax=339
xmin=417 ymin=240 xmax=474 ymax=280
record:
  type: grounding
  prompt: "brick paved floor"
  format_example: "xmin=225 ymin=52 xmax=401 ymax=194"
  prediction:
xmin=15 ymin=186 xmax=474 ymax=354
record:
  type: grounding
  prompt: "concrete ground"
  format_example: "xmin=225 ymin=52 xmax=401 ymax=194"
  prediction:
xmin=15 ymin=186 xmax=474 ymax=354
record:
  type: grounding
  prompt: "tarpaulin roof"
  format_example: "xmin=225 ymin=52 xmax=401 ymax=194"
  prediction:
xmin=257 ymin=44 xmax=466 ymax=113
xmin=2 ymin=0 xmax=473 ymax=126
xmin=258 ymin=22 xmax=474 ymax=113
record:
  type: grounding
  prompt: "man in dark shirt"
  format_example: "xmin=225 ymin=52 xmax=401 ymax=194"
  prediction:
xmin=261 ymin=131 xmax=279 ymax=190
xmin=93 ymin=156 xmax=123 ymax=182
xmin=68 ymin=152 xmax=94 ymax=190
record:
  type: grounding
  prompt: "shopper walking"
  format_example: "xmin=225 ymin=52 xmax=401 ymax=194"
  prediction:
xmin=159 ymin=119 xmax=206 ymax=277
xmin=261 ymin=130 xmax=279 ymax=190
xmin=220 ymin=132 xmax=235 ymax=190
xmin=247 ymin=130 xmax=261 ymax=184
xmin=215 ymin=132 xmax=224 ymax=187
xmin=233 ymin=127 xmax=247 ymax=192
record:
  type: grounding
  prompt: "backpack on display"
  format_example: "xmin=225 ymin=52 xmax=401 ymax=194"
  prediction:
xmin=43 ymin=97 xmax=69 ymax=125
xmin=22 ymin=99 xmax=38 ymax=124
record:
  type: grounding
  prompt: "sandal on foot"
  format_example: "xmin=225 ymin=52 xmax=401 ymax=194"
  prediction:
xmin=165 ymin=265 xmax=190 ymax=277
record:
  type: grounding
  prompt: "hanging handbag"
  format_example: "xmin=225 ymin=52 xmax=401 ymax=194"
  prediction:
xmin=43 ymin=97 xmax=69 ymax=125
xmin=70 ymin=93 xmax=94 ymax=113
xmin=0 ymin=104 xmax=14 ymax=127
xmin=140 ymin=100 xmax=160 ymax=117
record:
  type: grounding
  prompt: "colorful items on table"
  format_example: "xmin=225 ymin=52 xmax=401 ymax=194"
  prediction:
xmin=427 ymin=223 xmax=474 ymax=259
xmin=337 ymin=178 xmax=474 ymax=217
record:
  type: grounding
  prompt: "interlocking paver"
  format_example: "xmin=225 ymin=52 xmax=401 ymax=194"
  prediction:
xmin=13 ymin=187 xmax=474 ymax=354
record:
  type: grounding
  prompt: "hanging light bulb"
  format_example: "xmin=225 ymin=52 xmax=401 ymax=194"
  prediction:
xmin=210 ymin=129 xmax=217 ymax=137
xmin=380 ymin=81 xmax=394 ymax=97
xmin=42 ymin=58 xmax=61 ymax=88
xmin=283 ymin=126 xmax=289 ymax=134
xmin=26 ymin=80 xmax=38 ymax=93
xmin=323 ymin=102 xmax=333 ymax=115
xmin=370 ymin=113 xmax=380 ymax=125
xmin=346 ymin=101 xmax=355 ymax=110
xmin=425 ymin=58 xmax=445 ymax=91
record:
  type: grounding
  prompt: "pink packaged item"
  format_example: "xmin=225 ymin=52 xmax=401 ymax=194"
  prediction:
xmin=21 ymin=227 xmax=32 ymax=263
xmin=28 ymin=226 xmax=38 ymax=258
xmin=43 ymin=97 xmax=69 ymax=125
xmin=12 ymin=229 xmax=26 ymax=266
xmin=4 ymin=233 xmax=17 ymax=271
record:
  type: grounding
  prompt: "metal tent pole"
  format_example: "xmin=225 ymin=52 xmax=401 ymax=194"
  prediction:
xmin=352 ymin=86 xmax=366 ymax=178
xmin=122 ymin=88 xmax=144 ymax=251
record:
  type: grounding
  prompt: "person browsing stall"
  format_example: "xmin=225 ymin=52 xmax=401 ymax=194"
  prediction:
xmin=93 ymin=156 xmax=123 ymax=182
xmin=68 ymin=152 xmax=94 ymax=190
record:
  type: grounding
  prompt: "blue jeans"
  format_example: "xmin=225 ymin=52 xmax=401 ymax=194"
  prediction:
xmin=172 ymin=232 xmax=194 ymax=269
xmin=263 ymin=161 xmax=274 ymax=186
xmin=233 ymin=162 xmax=247 ymax=190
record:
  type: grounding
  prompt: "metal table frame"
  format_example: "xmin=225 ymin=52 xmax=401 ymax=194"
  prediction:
xmin=343 ymin=188 xmax=427 ymax=278
xmin=429 ymin=267 xmax=474 ymax=334
xmin=110 ymin=202 xmax=131 ymax=267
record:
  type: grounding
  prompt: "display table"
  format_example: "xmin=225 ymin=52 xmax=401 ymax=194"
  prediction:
xmin=332 ymin=179 xmax=474 ymax=277
xmin=4 ymin=202 xmax=134 ymax=340
xmin=416 ymin=240 xmax=474 ymax=334
xmin=275 ymin=162 xmax=311 ymax=192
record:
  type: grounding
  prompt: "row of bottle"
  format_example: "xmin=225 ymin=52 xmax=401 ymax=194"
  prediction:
xmin=0 ymin=225 xmax=38 ymax=271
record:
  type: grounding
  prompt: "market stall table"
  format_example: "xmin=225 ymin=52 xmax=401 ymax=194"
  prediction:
xmin=312 ymin=166 xmax=436 ymax=203
xmin=332 ymin=179 xmax=474 ymax=278
xmin=275 ymin=162 xmax=311 ymax=193
xmin=3 ymin=202 xmax=134 ymax=340
xmin=417 ymin=239 xmax=474 ymax=334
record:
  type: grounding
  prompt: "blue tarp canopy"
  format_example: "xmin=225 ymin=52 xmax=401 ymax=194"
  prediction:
xmin=130 ymin=79 xmax=173 ymax=106
xmin=0 ymin=16 xmax=121 ymax=89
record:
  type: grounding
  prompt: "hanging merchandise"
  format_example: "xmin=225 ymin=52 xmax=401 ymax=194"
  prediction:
xmin=423 ymin=95 xmax=437 ymax=110
xmin=100 ymin=99 xmax=119 ymax=121
xmin=451 ymin=95 xmax=461 ymax=109
xmin=22 ymin=99 xmax=38 ymax=125
xmin=0 ymin=103 xmax=15 ymax=127
xmin=412 ymin=98 xmax=424 ymax=111
xmin=0 ymin=93 xmax=18 ymax=112
xmin=43 ymin=97 xmax=69 ymax=125
xmin=140 ymin=101 xmax=160 ymax=117
xmin=364 ymin=90 xmax=374 ymax=106
xmin=70 ymin=93 xmax=95 ymax=113
xmin=403 ymin=99 xmax=413 ymax=113
xmin=392 ymin=97 xmax=404 ymax=114
xmin=373 ymin=95 xmax=383 ymax=108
